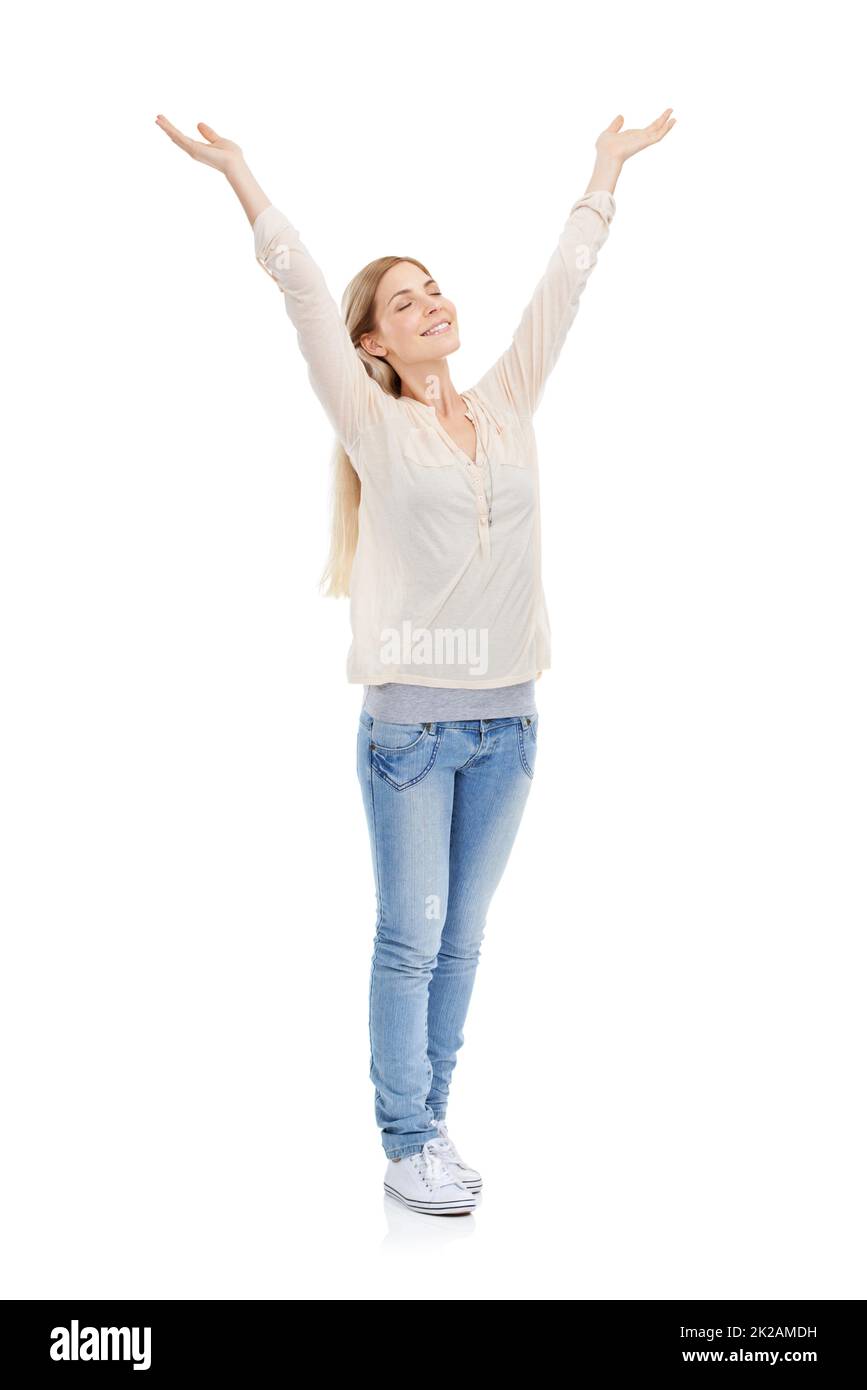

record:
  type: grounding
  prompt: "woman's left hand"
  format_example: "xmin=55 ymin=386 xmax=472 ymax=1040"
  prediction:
xmin=596 ymin=108 xmax=676 ymax=166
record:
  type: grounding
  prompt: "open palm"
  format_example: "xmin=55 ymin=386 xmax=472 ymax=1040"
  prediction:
xmin=597 ymin=108 xmax=676 ymax=164
xmin=155 ymin=115 xmax=243 ymax=174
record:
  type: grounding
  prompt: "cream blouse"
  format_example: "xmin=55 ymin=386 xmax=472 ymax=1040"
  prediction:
xmin=253 ymin=187 xmax=616 ymax=688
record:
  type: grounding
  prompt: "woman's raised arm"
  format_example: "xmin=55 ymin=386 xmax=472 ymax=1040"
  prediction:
xmin=156 ymin=116 xmax=384 ymax=456
xmin=469 ymin=109 xmax=675 ymax=421
xmin=467 ymin=185 xmax=618 ymax=421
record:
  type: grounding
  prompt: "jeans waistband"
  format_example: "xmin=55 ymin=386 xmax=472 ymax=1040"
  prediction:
xmin=359 ymin=710 xmax=536 ymax=732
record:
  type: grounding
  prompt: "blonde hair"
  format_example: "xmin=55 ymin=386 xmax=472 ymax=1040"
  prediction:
xmin=318 ymin=254 xmax=433 ymax=598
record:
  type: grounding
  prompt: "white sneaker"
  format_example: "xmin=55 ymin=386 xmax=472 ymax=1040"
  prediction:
xmin=426 ymin=1119 xmax=483 ymax=1194
xmin=384 ymin=1138 xmax=477 ymax=1215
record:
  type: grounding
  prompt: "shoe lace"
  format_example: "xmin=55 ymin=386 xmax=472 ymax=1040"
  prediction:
xmin=411 ymin=1139 xmax=459 ymax=1190
xmin=425 ymin=1125 xmax=464 ymax=1168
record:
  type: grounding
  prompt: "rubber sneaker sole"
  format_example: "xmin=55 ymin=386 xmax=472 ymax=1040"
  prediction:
xmin=383 ymin=1178 xmax=477 ymax=1215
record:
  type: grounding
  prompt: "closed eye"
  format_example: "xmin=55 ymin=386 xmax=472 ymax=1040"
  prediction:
xmin=399 ymin=292 xmax=442 ymax=311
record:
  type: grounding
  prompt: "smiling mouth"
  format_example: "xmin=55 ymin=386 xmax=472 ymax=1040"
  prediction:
xmin=421 ymin=321 xmax=453 ymax=337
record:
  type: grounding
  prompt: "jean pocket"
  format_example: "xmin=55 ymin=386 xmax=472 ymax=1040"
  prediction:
xmin=369 ymin=719 xmax=428 ymax=750
xmin=517 ymin=716 xmax=538 ymax=779
xmin=369 ymin=720 xmax=442 ymax=790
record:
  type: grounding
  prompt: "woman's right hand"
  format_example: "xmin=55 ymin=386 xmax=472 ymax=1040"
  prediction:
xmin=155 ymin=116 xmax=244 ymax=175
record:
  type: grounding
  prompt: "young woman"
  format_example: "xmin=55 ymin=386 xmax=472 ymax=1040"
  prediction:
xmin=158 ymin=108 xmax=675 ymax=1216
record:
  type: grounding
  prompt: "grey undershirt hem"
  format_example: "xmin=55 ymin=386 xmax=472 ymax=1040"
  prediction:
xmin=362 ymin=678 xmax=537 ymax=721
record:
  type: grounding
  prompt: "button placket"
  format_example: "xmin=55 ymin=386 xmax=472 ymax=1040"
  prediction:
xmin=423 ymin=394 xmax=493 ymax=559
xmin=463 ymin=399 xmax=493 ymax=558
xmin=467 ymin=460 xmax=491 ymax=558
xmin=478 ymin=513 xmax=491 ymax=559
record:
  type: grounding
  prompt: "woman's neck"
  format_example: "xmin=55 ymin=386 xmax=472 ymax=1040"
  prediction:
xmin=399 ymin=374 xmax=465 ymax=417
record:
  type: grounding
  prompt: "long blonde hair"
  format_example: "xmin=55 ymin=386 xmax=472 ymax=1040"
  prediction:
xmin=318 ymin=254 xmax=433 ymax=598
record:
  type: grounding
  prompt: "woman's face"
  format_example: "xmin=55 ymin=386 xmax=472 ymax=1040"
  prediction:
xmin=363 ymin=260 xmax=459 ymax=368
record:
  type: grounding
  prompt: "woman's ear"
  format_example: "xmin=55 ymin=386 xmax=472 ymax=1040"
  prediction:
xmin=360 ymin=331 xmax=386 ymax=359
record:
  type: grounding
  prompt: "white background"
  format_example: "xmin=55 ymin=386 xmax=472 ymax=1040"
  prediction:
xmin=2 ymin=0 xmax=864 ymax=1300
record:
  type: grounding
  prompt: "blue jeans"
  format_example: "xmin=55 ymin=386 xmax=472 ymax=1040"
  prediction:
xmin=356 ymin=711 xmax=539 ymax=1159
